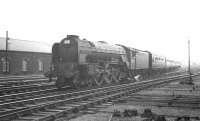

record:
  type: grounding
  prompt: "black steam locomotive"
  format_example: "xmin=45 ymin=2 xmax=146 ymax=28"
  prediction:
xmin=52 ymin=35 xmax=181 ymax=88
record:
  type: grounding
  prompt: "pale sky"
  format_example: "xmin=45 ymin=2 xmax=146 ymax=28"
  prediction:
xmin=0 ymin=0 xmax=200 ymax=65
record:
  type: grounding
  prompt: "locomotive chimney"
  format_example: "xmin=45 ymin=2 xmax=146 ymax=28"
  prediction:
xmin=67 ymin=35 xmax=79 ymax=39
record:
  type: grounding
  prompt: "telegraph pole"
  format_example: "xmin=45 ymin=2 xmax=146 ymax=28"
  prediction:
xmin=5 ymin=31 xmax=9 ymax=74
xmin=188 ymin=40 xmax=190 ymax=75
xmin=188 ymin=39 xmax=193 ymax=84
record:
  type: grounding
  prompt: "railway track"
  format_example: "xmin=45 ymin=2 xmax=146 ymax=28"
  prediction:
xmin=123 ymin=94 xmax=200 ymax=108
xmin=0 ymin=68 xmax=183 ymax=92
xmin=0 ymin=76 xmax=56 ymax=96
xmin=0 ymin=69 xmax=183 ymax=96
xmin=0 ymin=82 xmax=56 ymax=95
xmin=0 ymin=78 xmax=51 ymax=87
xmin=0 ymin=75 xmax=46 ymax=82
xmin=104 ymin=73 xmax=200 ymax=120
xmin=0 ymin=76 xmax=56 ymax=87
xmin=0 ymin=73 xmax=197 ymax=121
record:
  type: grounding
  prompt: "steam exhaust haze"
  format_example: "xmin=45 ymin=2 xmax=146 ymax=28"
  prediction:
xmin=0 ymin=0 xmax=200 ymax=65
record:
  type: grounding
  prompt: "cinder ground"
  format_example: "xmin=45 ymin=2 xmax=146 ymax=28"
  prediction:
xmin=66 ymin=76 xmax=200 ymax=121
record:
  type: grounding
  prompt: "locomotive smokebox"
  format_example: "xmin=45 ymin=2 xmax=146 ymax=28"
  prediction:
xmin=67 ymin=35 xmax=79 ymax=39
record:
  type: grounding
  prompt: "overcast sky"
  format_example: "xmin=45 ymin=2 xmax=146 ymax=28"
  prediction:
xmin=0 ymin=0 xmax=200 ymax=64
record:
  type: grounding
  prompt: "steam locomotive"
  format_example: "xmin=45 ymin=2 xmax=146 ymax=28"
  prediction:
xmin=52 ymin=35 xmax=181 ymax=88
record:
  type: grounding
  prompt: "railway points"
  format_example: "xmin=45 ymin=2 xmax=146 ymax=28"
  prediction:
xmin=54 ymin=72 xmax=200 ymax=121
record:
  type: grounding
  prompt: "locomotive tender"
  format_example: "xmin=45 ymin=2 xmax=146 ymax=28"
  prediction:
xmin=52 ymin=35 xmax=181 ymax=88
